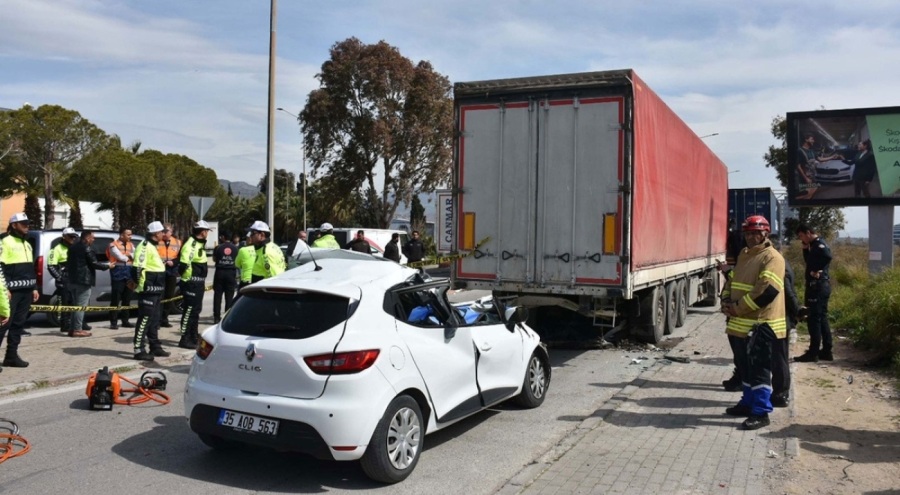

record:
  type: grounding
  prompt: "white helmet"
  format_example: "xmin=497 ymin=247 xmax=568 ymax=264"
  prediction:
xmin=249 ymin=220 xmax=270 ymax=233
xmin=320 ymin=222 xmax=334 ymax=230
xmin=194 ymin=220 xmax=211 ymax=230
xmin=147 ymin=221 xmax=165 ymax=233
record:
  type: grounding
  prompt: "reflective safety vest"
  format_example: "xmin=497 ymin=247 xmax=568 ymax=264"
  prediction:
xmin=179 ymin=236 xmax=208 ymax=282
xmin=106 ymin=239 xmax=134 ymax=265
xmin=134 ymin=240 xmax=166 ymax=293
xmin=311 ymin=234 xmax=340 ymax=249
xmin=235 ymin=245 xmax=257 ymax=283
xmin=48 ymin=242 xmax=70 ymax=283
xmin=252 ymin=240 xmax=286 ymax=280
xmin=0 ymin=233 xmax=36 ymax=291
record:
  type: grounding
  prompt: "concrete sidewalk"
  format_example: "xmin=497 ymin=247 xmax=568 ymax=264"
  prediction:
xmin=500 ymin=310 xmax=796 ymax=495
xmin=0 ymin=311 xmax=206 ymax=396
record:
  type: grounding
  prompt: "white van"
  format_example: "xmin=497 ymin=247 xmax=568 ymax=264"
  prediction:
xmin=306 ymin=228 xmax=409 ymax=264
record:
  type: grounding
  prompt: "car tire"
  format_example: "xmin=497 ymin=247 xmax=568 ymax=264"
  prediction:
xmin=197 ymin=433 xmax=235 ymax=451
xmin=47 ymin=294 xmax=62 ymax=327
xmin=514 ymin=350 xmax=550 ymax=408
xmin=360 ymin=395 xmax=424 ymax=484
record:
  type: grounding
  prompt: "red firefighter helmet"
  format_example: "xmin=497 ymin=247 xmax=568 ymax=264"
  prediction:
xmin=741 ymin=215 xmax=770 ymax=232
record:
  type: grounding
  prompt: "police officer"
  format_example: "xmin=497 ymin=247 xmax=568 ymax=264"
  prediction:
xmin=0 ymin=213 xmax=39 ymax=368
xmin=48 ymin=227 xmax=78 ymax=333
xmin=232 ymin=231 xmax=256 ymax=304
xmin=249 ymin=221 xmax=286 ymax=282
xmin=311 ymin=222 xmax=340 ymax=248
xmin=132 ymin=221 xmax=171 ymax=361
xmin=794 ymin=223 xmax=833 ymax=363
xmin=212 ymin=232 xmax=237 ymax=324
xmin=177 ymin=220 xmax=211 ymax=349
xmin=720 ymin=215 xmax=786 ymax=430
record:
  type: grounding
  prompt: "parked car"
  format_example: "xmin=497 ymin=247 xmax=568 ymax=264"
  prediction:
xmin=184 ymin=257 xmax=550 ymax=483
xmin=27 ymin=229 xmax=143 ymax=326
xmin=814 ymin=159 xmax=854 ymax=184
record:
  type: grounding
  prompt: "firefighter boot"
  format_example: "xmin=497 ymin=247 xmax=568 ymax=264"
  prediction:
xmin=3 ymin=351 xmax=30 ymax=368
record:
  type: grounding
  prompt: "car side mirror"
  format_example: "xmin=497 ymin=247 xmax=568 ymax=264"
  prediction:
xmin=504 ymin=306 xmax=528 ymax=331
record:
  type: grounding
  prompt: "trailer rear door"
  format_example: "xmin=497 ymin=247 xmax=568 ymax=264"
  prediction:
xmin=457 ymin=97 xmax=625 ymax=289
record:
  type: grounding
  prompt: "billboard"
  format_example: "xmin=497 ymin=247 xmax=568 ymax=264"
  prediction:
xmin=786 ymin=106 xmax=900 ymax=207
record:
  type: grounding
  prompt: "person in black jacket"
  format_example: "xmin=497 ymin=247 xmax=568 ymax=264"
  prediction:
xmin=844 ymin=139 xmax=878 ymax=198
xmin=66 ymin=230 xmax=112 ymax=337
xmin=212 ymin=232 xmax=237 ymax=324
xmin=346 ymin=230 xmax=370 ymax=253
xmin=402 ymin=230 xmax=425 ymax=264
xmin=384 ymin=233 xmax=401 ymax=262
xmin=771 ymin=260 xmax=801 ymax=407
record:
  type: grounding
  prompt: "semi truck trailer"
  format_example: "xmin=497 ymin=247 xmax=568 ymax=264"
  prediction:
xmin=451 ymin=69 xmax=728 ymax=344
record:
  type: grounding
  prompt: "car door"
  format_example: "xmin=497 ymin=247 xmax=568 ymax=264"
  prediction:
xmin=394 ymin=285 xmax=482 ymax=424
xmin=465 ymin=298 xmax=525 ymax=406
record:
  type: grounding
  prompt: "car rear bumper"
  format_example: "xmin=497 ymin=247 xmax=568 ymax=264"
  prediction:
xmin=184 ymin=364 xmax=397 ymax=461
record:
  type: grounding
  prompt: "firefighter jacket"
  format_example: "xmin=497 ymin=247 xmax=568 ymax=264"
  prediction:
xmin=107 ymin=239 xmax=134 ymax=282
xmin=48 ymin=242 xmax=70 ymax=286
xmin=134 ymin=240 xmax=166 ymax=294
xmin=235 ymin=244 xmax=256 ymax=283
xmin=178 ymin=236 xmax=209 ymax=283
xmin=0 ymin=231 xmax=36 ymax=291
xmin=721 ymin=239 xmax=787 ymax=339
xmin=252 ymin=239 xmax=286 ymax=280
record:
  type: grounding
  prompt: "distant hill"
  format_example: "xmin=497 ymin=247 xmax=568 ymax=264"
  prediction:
xmin=218 ymin=179 xmax=259 ymax=199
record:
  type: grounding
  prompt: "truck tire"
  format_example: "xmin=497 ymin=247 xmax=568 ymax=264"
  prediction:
xmin=697 ymin=270 xmax=720 ymax=307
xmin=637 ymin=286 xmax=665 ymax=344
xmin=664 ymin=282 xmax=677 ymax=335
xmin=675 ymin=279 xmax=688 ymax=327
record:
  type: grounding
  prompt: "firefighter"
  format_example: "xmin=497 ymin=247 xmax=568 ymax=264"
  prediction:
xmin=132 ymin=221 xmax=171 ymax=361
xmin=794 ymin=223 xmax=833 ymax=363
xmin=177 ymin=220 xmax=211 ymax=349
xmin=249 ymin=221 xmax=286 ymax=282
xmin=719 ymin=215 xmax=786 ymax=430
xmin=48 ymin=227 xmax=79 ymax=333
xmin=0 ymin=213 xmax=38 ymax=369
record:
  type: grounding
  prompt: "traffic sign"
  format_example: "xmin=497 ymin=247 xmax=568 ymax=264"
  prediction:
xmin=189 ymin=196 xmax=215 ymax=219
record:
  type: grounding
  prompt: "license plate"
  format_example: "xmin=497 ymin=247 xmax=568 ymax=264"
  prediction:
xmin=217 ymin=409 xmax=279 ymax=435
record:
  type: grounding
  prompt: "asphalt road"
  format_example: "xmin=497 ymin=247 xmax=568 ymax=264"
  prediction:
xmin=1 ymin=285 xmax=712 ymax=494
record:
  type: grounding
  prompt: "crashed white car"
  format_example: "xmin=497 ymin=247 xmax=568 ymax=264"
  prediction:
xmin=184 ymin=257 xmax=550 ymax=483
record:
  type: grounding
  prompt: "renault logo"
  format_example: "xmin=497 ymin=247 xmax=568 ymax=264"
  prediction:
xmin=245 ymin=343 xmax=256 ymax=362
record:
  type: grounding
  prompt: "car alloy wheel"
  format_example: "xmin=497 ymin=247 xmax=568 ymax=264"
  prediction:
xmin=361 ymin=395 xmax=424 ymax=483
xmin=514 ymin=351 xmax=550 ymax=408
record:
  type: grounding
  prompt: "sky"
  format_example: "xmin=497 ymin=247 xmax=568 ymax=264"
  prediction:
xmin=3 ymin=0 xmax=900 ymax=236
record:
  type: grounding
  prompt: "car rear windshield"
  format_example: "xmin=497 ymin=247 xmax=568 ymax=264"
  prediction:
xmin=222 ymin=291 xmax=354 ymax=339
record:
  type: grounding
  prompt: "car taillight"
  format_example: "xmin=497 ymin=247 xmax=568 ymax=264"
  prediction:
xmin=304 ymin=350 xmax=380 ymax=375
xmin=196 ymin=339 xmax=214 ymax=360
xmin=36 ymin=256 xmax=44 ymax=290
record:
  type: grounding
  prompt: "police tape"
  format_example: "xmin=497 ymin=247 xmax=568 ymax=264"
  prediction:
xmin=30 ymin=286 xmax=213 ymax=313
xmin=404 ymin=237 xmax=491 ymax=269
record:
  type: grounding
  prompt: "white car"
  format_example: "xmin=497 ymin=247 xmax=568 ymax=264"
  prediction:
xmin=814 ymin=159 xmax=854 ymax=184
xmin=184 ymin=257 xmax=550 ymax=483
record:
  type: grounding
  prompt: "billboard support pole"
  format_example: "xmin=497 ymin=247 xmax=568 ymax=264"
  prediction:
xmin=868 ymin=205 xmax=894 ymax=274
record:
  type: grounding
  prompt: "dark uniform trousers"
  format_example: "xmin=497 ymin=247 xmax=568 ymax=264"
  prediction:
xmin=0 ymin=290 xmax=32 ymax=355
xmin=806 ymin=279 xmax=832 ymax=353
xmin=730 ymin=323 xmax=776 ymax=416
xmin=109 ymin=278 xmax=133 ymax=325
xmin=55 ymin=284 xmax=73 ymax=332
xmin=213 ymin=269 xmax=237 ymax=321
xmin=180 ymin=281 xmax=205 ymax=340
xmin=134 ymin=292 xmax=163 ymax=353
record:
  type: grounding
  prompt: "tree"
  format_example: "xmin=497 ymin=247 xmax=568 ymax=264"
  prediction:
xmin=763 ymin=116 xmax=845 ymax=240
xmin=1 ymin=105 xmax=108 ymax=227
xmin=300 ymin=37 xmax=453 ymax=228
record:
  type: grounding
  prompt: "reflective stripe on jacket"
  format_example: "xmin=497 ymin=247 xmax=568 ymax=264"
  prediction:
xmin=721 ymin=240 xmax=787 ymax=338
xmin=252 ymin=240 xmax=286 ymax=279
xmin=179 ymin=236 xmax=208 ymax=282
xmin=0 ymin=233 xmax=36 ymax=290
xmin=134 ymin=240 xmax=166 ymax=293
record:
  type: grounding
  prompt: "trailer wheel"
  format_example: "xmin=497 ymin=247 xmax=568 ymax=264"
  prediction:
xmin=637 ymin=286 xmax=665 ymax=344
xmin=664 ymin=282 xmax=677 ymax=335
xmin=697 ymin=270 xmax=720 ymax=307
xmin=675 ymin=279 xmax=688 ymax=327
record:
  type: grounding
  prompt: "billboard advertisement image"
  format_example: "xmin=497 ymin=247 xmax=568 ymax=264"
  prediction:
xmin=786 ymin=106 xmax=900 ymax=207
